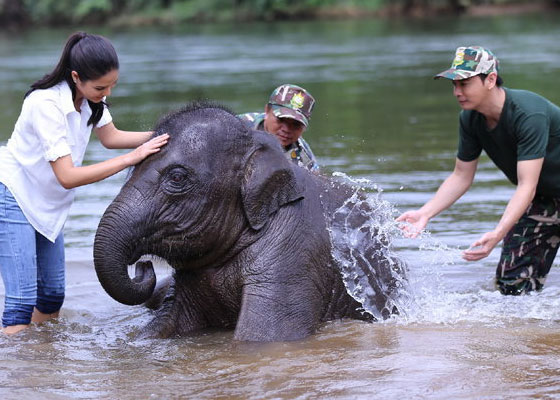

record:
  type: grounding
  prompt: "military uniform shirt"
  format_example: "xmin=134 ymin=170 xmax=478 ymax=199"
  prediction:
xmin=457 ymin=88 xmax=560 ymax=197
xmin=238 ymin=112 xmax=319 ymax=172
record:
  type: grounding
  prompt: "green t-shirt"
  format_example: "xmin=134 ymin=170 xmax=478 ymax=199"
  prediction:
xmin=457 ymin=88 xmax=560 ymax=197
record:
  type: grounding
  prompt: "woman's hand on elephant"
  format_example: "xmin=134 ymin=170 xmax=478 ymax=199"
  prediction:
xmin=126 ymin=134 xmax=169 ymax=166
xmin=396 ymin=210 xmax=429 ymax=238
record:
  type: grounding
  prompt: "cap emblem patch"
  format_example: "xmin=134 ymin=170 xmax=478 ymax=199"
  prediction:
xmin=290 ymin=92 xmax=305 ymax=110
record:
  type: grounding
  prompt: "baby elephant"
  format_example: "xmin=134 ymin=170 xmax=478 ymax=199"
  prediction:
xmin=93 ymin=102 xmax=406 ymax=341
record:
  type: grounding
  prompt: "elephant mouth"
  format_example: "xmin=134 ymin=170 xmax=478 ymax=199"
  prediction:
xmin=127 ymin=230 xmax=221 ymax=271
xmin=128 ymin=229 xmax=184 ymax=262
xmin=128 ymin=247 xmax=145 ymax=266
xmin=158 ymin=235 xmax=221 ymax=270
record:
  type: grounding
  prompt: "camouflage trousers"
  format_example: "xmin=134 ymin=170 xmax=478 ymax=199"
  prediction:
xmin=496 ymin=195 xmax=560 ymax=295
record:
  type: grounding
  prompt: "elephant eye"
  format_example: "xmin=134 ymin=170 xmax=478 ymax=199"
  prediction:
xmin=170 ymin=172 xmax=185 ymax=183
xmin=164 ymin=166 xmax=192 ymax=194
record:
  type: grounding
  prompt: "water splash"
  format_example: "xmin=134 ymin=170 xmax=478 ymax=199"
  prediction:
xmin=393 ymin=214 xmax=560 ymax=327
xmin=323 ymin=172 xmax=556 ymax=327
xmin=327 ymin=172 xmax=412 ymax=321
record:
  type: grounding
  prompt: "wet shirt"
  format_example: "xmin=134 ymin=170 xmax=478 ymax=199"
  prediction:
xmin=457 ymin=88 xmax=560 ymax=197
xmin=238 ymin=112 xmax=319 ymax=172
xmin=0 ymin=81 xmax=112 ymax=241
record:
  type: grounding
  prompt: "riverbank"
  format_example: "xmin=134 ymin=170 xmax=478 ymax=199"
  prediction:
xmin=313 ymin=1 xmax=558 ymax=19
xmin=1 ymin=0 xmax=559 ymax=31
xmin=104 ymin=1 xmax=560 ymax=28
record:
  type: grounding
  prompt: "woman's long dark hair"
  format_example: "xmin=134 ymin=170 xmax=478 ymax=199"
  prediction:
xmin=25 ymin=32 xmax=119 ymax=126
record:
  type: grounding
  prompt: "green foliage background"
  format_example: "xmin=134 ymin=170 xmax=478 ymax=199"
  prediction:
xmin=1 ymin=0 xmax=556 ymax=28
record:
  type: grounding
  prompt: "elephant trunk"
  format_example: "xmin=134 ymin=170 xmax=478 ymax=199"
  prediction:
xmin=93 ymin=200 xmax=156 ymax=306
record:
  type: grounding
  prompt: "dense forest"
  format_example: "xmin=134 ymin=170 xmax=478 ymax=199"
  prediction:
xmin=1 ymin=0 xmax=559 ymax=29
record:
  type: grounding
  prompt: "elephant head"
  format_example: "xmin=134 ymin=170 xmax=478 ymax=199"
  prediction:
xmin=93 ymin=102 xmax=304 ymax=305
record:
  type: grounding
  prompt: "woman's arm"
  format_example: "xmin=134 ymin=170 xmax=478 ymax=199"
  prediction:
xmin=95 ymin=122 xmax=153 ymax=149
xmin=50 ymin=134 xmax=169 ymax=189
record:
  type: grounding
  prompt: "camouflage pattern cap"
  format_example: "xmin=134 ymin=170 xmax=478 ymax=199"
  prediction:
xmin=435 ymin=46 xmax=499 ymax=80
xmin=268 ymin=84 xmax=315 ymax=127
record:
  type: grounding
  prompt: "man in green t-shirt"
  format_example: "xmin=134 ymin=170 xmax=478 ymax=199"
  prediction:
xmin=397 ymin=46 xmax=560 ymax=295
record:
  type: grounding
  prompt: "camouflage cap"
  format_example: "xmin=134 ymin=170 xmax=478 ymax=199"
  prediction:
xmin=435 ymin=46 xmax=499 ymax=80
xmin=268 ymin=84 xmax=315 ymax=127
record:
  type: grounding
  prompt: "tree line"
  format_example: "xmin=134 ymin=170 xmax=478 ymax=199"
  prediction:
xmin=1 ymin=0 xmax=558 ymax=30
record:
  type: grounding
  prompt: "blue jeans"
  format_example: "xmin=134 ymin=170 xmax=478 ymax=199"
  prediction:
xmin=0 ymin=183 xmax=65 ymax=327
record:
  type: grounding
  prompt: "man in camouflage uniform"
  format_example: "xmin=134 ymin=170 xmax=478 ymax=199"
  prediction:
xmin=238 ymin=84 xmax=319 ymax=172
xmin=397 ymin=46 xmax=560 ymax=295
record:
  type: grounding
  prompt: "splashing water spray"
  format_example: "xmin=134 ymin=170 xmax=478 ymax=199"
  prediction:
xmin=327 ymin=172 xmax=413 ymax=321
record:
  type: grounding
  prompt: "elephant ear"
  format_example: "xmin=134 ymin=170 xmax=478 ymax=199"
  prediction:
xmin=242 ymin=137 xmax=305 ymax=231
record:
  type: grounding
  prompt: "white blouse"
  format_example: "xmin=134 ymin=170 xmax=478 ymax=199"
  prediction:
xmin=0 ymin=81 xmax=112 ymax=242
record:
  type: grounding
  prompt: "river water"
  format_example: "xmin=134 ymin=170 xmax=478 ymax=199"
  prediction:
xmin=2 ymin=14 xmax=560 ymax=399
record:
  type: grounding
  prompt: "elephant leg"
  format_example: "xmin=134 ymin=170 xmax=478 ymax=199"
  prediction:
xmin=234 ymin=282 xmax=322 ymax=342
xmin=139 ymin=270 xmax=238 ymax=339
xmin=139 ymin=277 xmax=209 ymax=338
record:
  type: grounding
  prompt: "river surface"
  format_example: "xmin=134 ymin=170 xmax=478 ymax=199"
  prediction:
xmin=2 ymin=13 xmax=560 ymax=399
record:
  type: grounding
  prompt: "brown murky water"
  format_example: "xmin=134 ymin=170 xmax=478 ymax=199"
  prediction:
xmin=2 ymin=14 xmax=560 ymax=399
xmin=3 ymin=258 xmax=560 ymax=399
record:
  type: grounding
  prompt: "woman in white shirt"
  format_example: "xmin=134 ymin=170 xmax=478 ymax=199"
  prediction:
xmin=0 ymin=32 xmax=169 ymax=334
